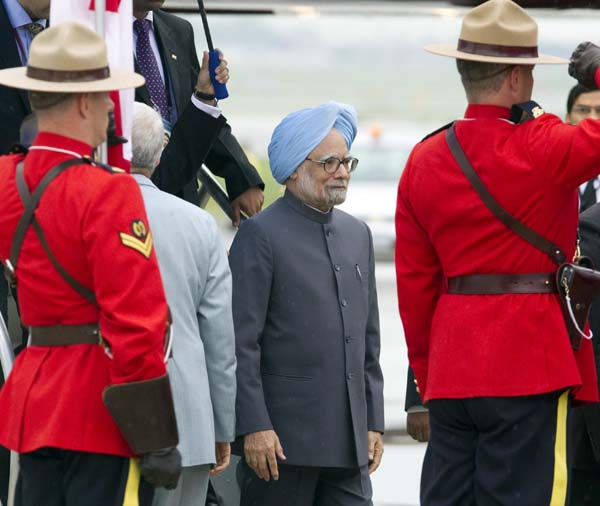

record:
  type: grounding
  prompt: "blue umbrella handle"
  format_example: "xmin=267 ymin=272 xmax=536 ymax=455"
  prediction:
xmin=209 ymin=49 xmax=229 ymax=100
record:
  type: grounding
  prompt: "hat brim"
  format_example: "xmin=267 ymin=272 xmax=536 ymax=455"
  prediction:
xmin=0 ymin=67 xmax=145 ymax=92
xmin=424 ymin=43 xmax=567 ymax=65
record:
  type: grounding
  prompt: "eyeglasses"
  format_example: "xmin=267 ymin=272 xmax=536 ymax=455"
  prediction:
xmin=572 ymin=105 xmax=600 ymax=116
xmin=305 ymin=156 xmax=359 ymax=174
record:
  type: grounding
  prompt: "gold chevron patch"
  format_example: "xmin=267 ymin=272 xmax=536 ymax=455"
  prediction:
xmin=119 ymin=219 xmax=153 ymax=258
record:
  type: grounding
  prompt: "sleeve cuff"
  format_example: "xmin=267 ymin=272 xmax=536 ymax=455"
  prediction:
xmin=190 ymin=95 xmax=222 ymax=118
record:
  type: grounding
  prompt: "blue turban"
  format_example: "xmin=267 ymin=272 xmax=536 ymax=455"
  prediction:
xmin=268 ymin=101 xmax=358 ymax=184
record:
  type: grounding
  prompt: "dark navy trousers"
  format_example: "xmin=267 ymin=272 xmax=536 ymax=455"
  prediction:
xmin=422 ymin=390 xmax=570 ymax=506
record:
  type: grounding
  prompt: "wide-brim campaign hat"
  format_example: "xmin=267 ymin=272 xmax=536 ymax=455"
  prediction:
xmin=0 ymin=21 xmax=144 ymax=92
xmin=424 ymin=0 xmax=567 ymax=65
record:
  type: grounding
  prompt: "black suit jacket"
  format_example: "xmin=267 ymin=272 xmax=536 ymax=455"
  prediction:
xmin=573 ymin=204 xmax=600 ymax=470
xmin=0 ymin=1 xmax=30 ymax=156
xmin=136 ymin=10 xmax=263 ymax=203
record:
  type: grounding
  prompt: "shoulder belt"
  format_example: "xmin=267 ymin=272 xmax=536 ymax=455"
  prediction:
xmin=445 ymin=123 xmax=565 ymax=264
xmin=509 ymin=100 xmax=545 ymax=124
xmin=6 ymin=157 xmax=98 ymax=305
xmin=420 ymin=121 xmax=454 ymax=143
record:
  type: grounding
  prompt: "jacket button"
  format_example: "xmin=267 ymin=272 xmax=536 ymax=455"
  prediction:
xmin=334 ymin=264 xmax=341 ymax=271
xmin=347 ymin=372 xmax=354 ymax=380
xmin=345 ymin=336 xmax=353 ymax=343
xmin=341 ymin=299 xmax=347 ymax=307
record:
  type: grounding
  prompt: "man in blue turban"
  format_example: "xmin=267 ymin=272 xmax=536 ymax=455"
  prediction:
xmin=229 ymin=102 xmax=385 ymax=506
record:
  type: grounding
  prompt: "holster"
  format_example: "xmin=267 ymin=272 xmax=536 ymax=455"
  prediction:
xmin=103 ymin=374 xmax=179 ymax=455
xmin=556 ymin=257 xmax=600 ymax=350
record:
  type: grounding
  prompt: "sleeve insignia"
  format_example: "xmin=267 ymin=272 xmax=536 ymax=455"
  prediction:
xmin=119 ymin=219 xmax=153 ymax=258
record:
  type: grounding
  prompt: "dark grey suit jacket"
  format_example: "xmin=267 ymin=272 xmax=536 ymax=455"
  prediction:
xmin=135 ymin=10 xmax=264 ymax=203
xmin=229 ymin=191 xmax=384 ymax=468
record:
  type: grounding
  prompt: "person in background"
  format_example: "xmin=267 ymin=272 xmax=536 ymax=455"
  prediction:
xmin=566 ymin=84 xmax=600 ymax=212
xmin=132 ymin=0 xmax=264 ymax=227
xmin=129 ymin=101 xmax=236 ymax=506
xmin=571 ymin=204 xmax=600 ymax=505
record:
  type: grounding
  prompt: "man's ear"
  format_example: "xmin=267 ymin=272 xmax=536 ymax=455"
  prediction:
xmin=508 ymin=66 xmax=521 ymax=95
xmin=76 ymin=93 xmax=90 ymax=119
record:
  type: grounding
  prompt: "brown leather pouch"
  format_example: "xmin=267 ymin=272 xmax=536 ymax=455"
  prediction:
xmin=556 ymin=257 xmax=600 ymax=350
xmin=103 ymin=374 xmax=179 ymax=455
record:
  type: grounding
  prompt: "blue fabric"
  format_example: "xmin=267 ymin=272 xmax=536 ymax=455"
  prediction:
xmin=268 ymin=101 xmax=358 ymax=184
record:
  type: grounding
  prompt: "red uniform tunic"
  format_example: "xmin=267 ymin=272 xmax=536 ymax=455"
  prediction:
xmin=0 ymin=132 xmax=168 ymax=456
xmin=396 ymin=104 xmax=600 ymax=404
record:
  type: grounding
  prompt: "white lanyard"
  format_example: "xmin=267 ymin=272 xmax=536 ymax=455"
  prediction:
xmin=28 ymin=146 xmax=85 ymax=158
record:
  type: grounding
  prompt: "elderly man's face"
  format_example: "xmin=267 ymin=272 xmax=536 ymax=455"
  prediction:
xmin=294 ymin=129 xmax=351 ymax=212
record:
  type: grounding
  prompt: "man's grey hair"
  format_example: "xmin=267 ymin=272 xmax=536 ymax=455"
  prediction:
xmin=456 ymin=59 xmax=514 ymax=103
xmin=131 ymin=101 xmax=165 ymax=173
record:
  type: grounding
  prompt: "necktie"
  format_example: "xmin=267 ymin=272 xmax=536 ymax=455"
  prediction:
xmin=133 ymin=19 xmax=170 ymax=120
xmin=25 ymin=22 xmax=44 ymax=38
xmin=580 ymin=179 xmax=597 ymax=212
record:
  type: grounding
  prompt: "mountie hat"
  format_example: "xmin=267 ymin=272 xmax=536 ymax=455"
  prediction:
xmin=0 ymin=21 xmax=144 ymax=92
xmin=425 ymin=0 xmax=567 ymax=65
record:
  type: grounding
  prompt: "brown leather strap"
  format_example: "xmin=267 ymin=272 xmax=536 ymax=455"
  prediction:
xmin=10 ymin=157 xmax=97 ymax=305
xmin=447 ymin=273 xmax=557 ymax=295
xmin=30 ymin=323 xmax=101 ymax=346
xmin=445 ymin=125 xmax=566 ymax=265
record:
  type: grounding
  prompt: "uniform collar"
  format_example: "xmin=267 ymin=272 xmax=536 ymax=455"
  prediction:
xmin=283 ymin=189 xmax=333 ymax=225
xmin=464 ymin=104 xmax=512 ymax=120
xmin=30 ymin=132 xmax=93 ymax=158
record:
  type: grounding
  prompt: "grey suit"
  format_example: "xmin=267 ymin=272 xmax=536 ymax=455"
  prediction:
xmin=230 ymin=190 xmax=384 ymax=472
xmin=134 ymin=174 xmax=236 ymax=467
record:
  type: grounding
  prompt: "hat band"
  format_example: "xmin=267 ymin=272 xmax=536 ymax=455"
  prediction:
xmin=26 ymin=65 xmax=110 ymax=82
xmin=458 ymin=39 xmax=539 ymax=59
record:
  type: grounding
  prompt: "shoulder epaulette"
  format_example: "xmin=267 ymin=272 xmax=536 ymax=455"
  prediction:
xmin=509 ymin=100 xmax=545 ymax=124
xmin=420 ymin=121 xmax=454 ymax=143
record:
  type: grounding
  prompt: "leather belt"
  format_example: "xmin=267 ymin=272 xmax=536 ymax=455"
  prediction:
xmin=30 ymin=323 xmax=101 ymax=347
xmin=447 ymin=273 xmax=557 ymax=295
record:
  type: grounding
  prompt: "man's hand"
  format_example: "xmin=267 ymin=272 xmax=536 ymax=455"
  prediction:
xmin=231 ymin=187 xmax=265 ymax=227
xmin=407 ymin=411 xmax=430 ymax=443
xmin=210 ymin=442 xmax=231 ymax=477
xmin=195 ymin=50 xmax=229 ymax=100
xmin=367 ymin=431 xmax=384 ymax=474
xmin=569 ymin=42 xmax=600 ymax=89
xmin=244 ymin=429 xmax=286 ymax=481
